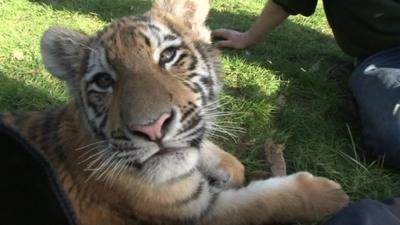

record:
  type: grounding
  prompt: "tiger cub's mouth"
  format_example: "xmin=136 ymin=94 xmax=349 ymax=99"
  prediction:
xmin=83 ymin=106 xmax=206 ymax=183
xmin=153 ymin=147 xmax=177 ymax=157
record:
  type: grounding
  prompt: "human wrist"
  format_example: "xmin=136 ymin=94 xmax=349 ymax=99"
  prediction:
xmin=242 ymin=31 xmax=261 ymax=47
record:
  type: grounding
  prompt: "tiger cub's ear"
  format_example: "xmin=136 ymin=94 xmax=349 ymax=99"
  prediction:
xmin=41 ymin=26 xmax=89 ymax=81
xmin=152 ymin=0 xmax=211 ymax=42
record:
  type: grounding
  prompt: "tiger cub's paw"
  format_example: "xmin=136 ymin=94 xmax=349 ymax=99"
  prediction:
xmin=293 ymin=172 xmax=349 ymax=220
xmin=208 ymin=156 xmax=245 ymax=190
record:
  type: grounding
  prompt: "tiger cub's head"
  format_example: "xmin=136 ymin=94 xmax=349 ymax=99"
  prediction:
xmin=40 ymin=0 xmax=221 ymax=184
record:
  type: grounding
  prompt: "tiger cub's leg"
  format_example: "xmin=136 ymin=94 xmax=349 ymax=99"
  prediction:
xmin=198 ymin=140 xmax=245 ymax=189
xmin=200 ymin=172 xmax=349 ymax=225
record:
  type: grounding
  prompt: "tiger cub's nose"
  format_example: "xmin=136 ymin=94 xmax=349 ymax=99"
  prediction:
xmin=130 ymin=112 xmax=172 ymax=141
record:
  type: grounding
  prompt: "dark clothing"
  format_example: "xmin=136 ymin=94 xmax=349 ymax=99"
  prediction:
xmin=0 ymin=124 xmax=78 ymax=225
xmin=272 ymin=0 xmax=400 ymax=167
xmin=272 ymin=0 xmax=400 ymax=58
xmin=350 ymin=47 xmax=400 ymax=169
xmin=324 ymin=198 xmax=400 ymax=225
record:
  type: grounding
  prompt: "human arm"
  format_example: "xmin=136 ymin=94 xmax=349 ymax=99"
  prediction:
xmin=212 ymin=0 xmax=289 ymax=49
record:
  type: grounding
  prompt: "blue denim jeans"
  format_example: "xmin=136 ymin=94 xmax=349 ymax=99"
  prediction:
xmin=324 ymin=198 xmax=400 ymax=225
xmin=350 ymin=47 xmax=400 ymax=169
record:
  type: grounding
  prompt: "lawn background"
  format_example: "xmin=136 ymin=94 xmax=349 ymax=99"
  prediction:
xmin=1 ymin=0 xmax=399 ymax=223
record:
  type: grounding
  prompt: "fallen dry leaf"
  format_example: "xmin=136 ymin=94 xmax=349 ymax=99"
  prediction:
xmin=12 ymin=50 xmax=24 ymax=61
xmin=264 ymin=138 xmax=287 ymax=176
xmin=276 ymin=95 xmax=287 ymax=107
xmin=247 ymin=170 xmax=272 ymax=181
xmin=234 ymin=137 xmax=256 ymax=157
xmin=309 ymin=59 xmax=322 ymax=72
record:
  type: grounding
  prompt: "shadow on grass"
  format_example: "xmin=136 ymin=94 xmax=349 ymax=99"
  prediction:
xmin=0 ymin=73 xmax=63 ymax=112
xmin=29 ymin=0 xmax=151 ymax=21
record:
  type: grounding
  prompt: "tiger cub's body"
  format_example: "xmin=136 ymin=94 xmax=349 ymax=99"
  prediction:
xmin=0 ymin=0 xmax=348 ymax=224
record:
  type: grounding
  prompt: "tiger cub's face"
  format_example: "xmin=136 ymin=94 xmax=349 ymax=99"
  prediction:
xmin=41 ymin=0 xmax=221 ymax=183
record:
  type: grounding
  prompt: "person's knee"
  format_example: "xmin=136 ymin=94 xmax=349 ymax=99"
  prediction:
xmin=360 ymin=120 xmax=400 ymax=168
xmin=349 ymin=58 xmax=400 ymax=168
xmin=324 ymin=199 xmax=392 ymax=225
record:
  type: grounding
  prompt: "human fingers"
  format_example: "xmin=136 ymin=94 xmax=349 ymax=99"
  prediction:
xmin=212 ymin=28 xmax=233 ymax=40
xmin=215 ymin=40 xmax=236 ymax=48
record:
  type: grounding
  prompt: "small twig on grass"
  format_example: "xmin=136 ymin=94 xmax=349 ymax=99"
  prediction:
xmin=246 ymin=138 xmax=287 ymax=181
xmin=264 ymin=138 xmax=287 ymax=176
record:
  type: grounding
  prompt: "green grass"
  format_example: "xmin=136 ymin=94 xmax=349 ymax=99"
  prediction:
xmin=1 ymin=0 xmax=400 ymax=223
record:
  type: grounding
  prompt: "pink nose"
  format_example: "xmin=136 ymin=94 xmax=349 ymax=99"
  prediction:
xmin=131 ymin=112 xmax=171 ymax=141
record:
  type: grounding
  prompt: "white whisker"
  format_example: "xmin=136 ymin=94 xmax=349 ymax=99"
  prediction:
xmin=206 ymin=131 xmax=230 ymax=141
xmin=78 ymin=145 xmax=105 ymax=160
xmin=75 ymin=140 xmax=107 ymax=151
xmin=80 ymin=148 xmax=109 ymax=165
xmin=105 ymin=158 xmax=124 ymax=186
xmin=95 ymin=152 xmax=119 ymax=181
xmin=115 ymin=158 xmax=130 ymax=180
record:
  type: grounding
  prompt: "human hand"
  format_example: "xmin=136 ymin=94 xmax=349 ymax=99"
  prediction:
xmin=212 ymin=28 xmax=252 ymax=49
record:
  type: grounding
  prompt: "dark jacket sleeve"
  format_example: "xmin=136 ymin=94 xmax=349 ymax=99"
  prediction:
xmin=272 ymin=0 xmax=318 ymax=16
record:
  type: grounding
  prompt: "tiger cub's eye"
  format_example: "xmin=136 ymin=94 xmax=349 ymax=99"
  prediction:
xmin=159 ymin=47 xmax=177 ymax=65
xmin=93 ymin=72 xmax=114 ymax=89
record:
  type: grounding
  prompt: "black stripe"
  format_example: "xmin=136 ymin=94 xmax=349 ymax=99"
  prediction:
xmin=147 ymin=24 xmax=161 ymax=45
xmin=125 ymin=158 xmax=143 ymax=170
xmin=180 ymin=107 xmax=195 ymax=123
xmin=87 ymin=90 xmax=106 ymax=117
xmin=170 ymin=168 xmax=196 ymax=182
xmin=131 ymin=16 xmax=150 ymax=23
xmin=200 ymin=77 xmax=213 ymax=87
xmin=99 ymin=112 xmax=108 ymax=129
xmin=9 ymin=112 xmax=23 ymax=127
xmin=181 ymin=125 xmax=205 ymax=140
xmin=59 ymin=173 xmax=68 ymax=185
xmin=148 ymin=24 xmax=160 ymax=32
xmin=110 ymin=128 xmax=131 ymax=141
xmin=149 ymin=215 xmax=196 ymax=225
xmin=181 ymin=81 xmax=195 ymax=92
xmin=79 ymin=90 xmax=107 ymax=139
xmin=193 ymin=82 xmax=207 ymax=105
xmin=208 ymin=85 xmax=216 ymax=102
xmin=51 ymin=108 xmax=67 ymax=162
xmin=190 ymin=136 xmax=202 ymax=148
xmin=84 ymin=78 xmax=93 ymax=91
xmin=38 ymin=111 xmax=55 ymax=151
xmin=194 ymin=42 xmax=209 ymax=67
xmin=127 ymin=26 xmax=136 ymax=36
xmin=86 ymin=61 xmax=96 ymax=74
xmin=165 ymin=23 xmax=180 ymax=37
xmin=188 ymin=72 xmax=199 ymax=79
xmin=200 ymin=192 xmax=220 ymax=219
xmin=66 ymin=182 xmax=77 ymax=197
xmin=27 ymin=120 xmax=40 ymax=143
xmin=182 ymin=115 xmax=201 ymax=134
xmin=143 ymin=35 xmax=151 ymax=47
xmin=183 ymin=81 xmax=202 ymax=94
xmin=173 ymin=180 xmax=205 ymax=206
xmin=164 ymin=34 xmax=177 ymax=41
xmin=188 ymin=55 xmax=198 ymax=71
xmin=91 ymin=120 xmax=107 ymax=140
xmin=175 ymin=53 xmax=188 ymax=66
xmin=194 ymin=42 xmax=216 ymax=102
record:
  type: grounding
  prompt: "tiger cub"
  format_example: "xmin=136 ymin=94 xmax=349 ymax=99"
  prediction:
xmin=0 ymin=0 xmax=348 ymax=224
